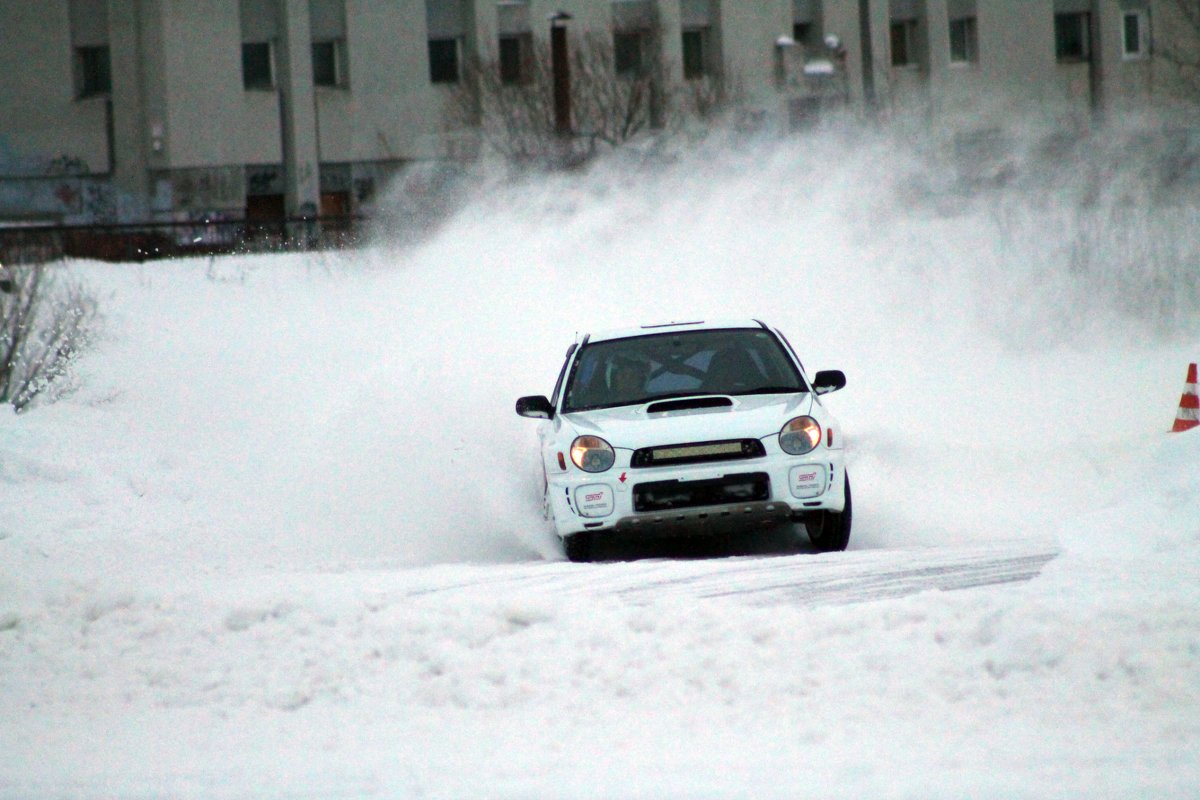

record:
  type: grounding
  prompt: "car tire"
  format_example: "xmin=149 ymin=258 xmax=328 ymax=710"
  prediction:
xmin=806 ymin=473 xmax=852 ymax=552
xmin=563 ymin=532 xmax=593 ymax=563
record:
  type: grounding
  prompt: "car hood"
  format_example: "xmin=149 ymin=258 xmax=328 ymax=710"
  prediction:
xmin=561 ymin=393 xmax=814 ymax=450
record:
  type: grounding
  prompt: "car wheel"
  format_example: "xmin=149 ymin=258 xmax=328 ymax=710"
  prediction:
xmin=806 ymin=473 xmax=852 ymax=552
xmin=563 ymin=532 xmax=593 ymax=562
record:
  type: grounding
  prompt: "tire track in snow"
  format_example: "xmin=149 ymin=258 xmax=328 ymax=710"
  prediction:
xmin=402 ymin=539 xmax=1059 ymax=608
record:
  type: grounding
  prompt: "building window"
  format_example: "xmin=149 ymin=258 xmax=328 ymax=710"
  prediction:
xmin=320 ymin=190 xmax=351 ymax=231
xmin=75 ymin=45 xmax=112 ymax=98
xmin=890 ymin=19 xmax=918 ymax=67
xmin=242 ymin=41 xmax=273 ymax=89
xmin=428 ymin=37 xmax=459 ymax=83
xmin=499 ymin=33 xmax=531 ymax=85
xmin=312 ymin=39 xmax=346 ymax=87
xmin=1122 ymin=10 xmax=1149 ymax=60
xmin=949 ymin=16 xmax=977 ymax=64
xmin=793 ymin=22 xmax=826 ymax=56
xmin=681 ymin=28 xmax=708 ymax=79
xmin=614 ymin=30 xmax=645 ymax=77
xmin=793 ymin=22 xmax=811 ymax=48
xmin=1055 ymin=12 xmax=1091 ymax=63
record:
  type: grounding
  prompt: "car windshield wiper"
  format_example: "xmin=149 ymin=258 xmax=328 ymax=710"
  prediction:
xmin=639 ymin=391 xmax=726 ymax=403
xmin=563 ymin=391 xmax=726 ymax=413
xmin=563 ymin=403 xmax=619 ymax=413
xmin=731 ymin=385 xmax=806 ymax=395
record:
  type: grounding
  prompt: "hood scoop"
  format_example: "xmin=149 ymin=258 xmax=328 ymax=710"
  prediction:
xmin=646 ymin=396 xmax=733 ymax=414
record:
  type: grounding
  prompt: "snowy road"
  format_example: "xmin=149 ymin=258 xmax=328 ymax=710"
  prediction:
xmin=397 ymin=538 xmax=1061 ymax=608
xmin=597 ymin=540 xmax=1060 ymax=606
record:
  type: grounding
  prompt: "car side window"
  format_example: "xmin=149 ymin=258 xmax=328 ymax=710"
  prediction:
xmin=773 ymin=330 xmax=806 ymax=375
xmin=550 ymin=343 xmax=577 ymax=406
xmin=751 ymin=337 xmax=798 ymax=386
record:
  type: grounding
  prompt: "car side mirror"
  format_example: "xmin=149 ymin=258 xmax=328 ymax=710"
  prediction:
xmin=516 ymin=395 xmax=555 ymax=419
xmin=812 ymin=370 xmax=846 ymax=395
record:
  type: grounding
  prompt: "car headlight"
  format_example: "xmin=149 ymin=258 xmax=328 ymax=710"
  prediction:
xmin=779 ymin=416 xmax=822 ymax=455
xmin=570 ymin=435 xmax=616 ymax=472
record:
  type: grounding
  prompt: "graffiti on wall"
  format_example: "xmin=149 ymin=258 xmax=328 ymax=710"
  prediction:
xmin=169 ymin=167 xmax=245 ymax=210
xmin=247 ymin=167 xmax=283 ymax=197
xmin=354 ymin=177 xmax=375 ymax=203
xmin=81 ymin=183 xmax=115 ymax=220
xmin=321 ymin=165 xmax=350 ymax=194
xmin=1 ymin=134 xmax=117 ymax=221
xmin=45 ymin=154 xmax=91 ymax=176
xmin=0 ymin=135 xmax=94 ymax=178
xmin=0 ymin=177 xmax=120 ymax=223
xmin=53 ymin=183 xmax=81 ymax=211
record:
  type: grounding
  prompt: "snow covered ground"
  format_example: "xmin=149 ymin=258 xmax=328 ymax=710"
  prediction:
xmin=1 ymin=129 xmax=1199 ymax=798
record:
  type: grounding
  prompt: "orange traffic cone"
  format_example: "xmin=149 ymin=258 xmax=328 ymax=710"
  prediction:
xmin=1171 ymin=363 xmax=1199 ymax=433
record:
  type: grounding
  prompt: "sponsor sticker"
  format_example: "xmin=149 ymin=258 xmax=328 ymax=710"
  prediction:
xmin=574 ymin=484 xmax=614 ymax=518
xmin=789 ymin=464 xmax=828 ymax=499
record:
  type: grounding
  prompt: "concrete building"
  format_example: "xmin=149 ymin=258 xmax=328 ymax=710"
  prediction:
xmin=0 ymin=0 xmax=1193 ymax=225
xmin=877 ymin=0 xmax=1171 ymax=125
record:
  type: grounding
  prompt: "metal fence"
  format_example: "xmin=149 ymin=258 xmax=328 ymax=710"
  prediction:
xmin=0 ymin=216 xmax=367 ymax=265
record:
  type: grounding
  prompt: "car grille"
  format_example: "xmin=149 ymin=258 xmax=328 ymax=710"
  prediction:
xmin=633 ymin=472 xmax=771 ymax=512
xmin=630 ymin=438 xmax=766 ymax=468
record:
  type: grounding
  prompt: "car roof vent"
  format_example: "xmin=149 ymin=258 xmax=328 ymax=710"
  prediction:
xmin=640 ymin=321 xmax=704 ymax=329
xmin=646 ymin=396 xmax=733 ymax=414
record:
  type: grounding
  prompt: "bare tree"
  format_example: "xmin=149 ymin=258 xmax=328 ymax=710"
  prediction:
xmin=576 ymin=22 xmax=670 ymax=146
xmin=680 ymin=68 xmax=743 ymax=125
xmin=448 ymin=20 xmax=732 ymax=167
xmin=0 ymin=263 xmax=97 ymax=412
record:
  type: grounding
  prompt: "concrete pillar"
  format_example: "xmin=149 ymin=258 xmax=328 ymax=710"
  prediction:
xmin=866 ymin=0 xmax=891 ymax=111
xmin=106 ymin=0 xmax=150 ymax=217
xmin=275 ymin=0 xmax=320 ymax=217
xmin=823 ymin=0 xmax=868 ymax=107
xmin=1087 ymin=0 xmax=1103 ymax=115
xmin=924 ymin=0 xmax=949 ymax=117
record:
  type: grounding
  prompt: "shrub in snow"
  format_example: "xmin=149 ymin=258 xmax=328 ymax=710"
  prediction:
xmin=0 ymin=262 xmax=97 ymax=412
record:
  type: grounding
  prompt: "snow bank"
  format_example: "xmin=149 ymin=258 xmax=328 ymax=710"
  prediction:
xmin=3 ymin=540 xmax=1198 ymax=797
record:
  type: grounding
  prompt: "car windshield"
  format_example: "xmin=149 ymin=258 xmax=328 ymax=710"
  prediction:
xmin=561 ymin=328 xmax=806 ymax=412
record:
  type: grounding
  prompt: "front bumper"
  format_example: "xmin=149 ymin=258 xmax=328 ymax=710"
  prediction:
xmin=614 ymin=499 xmax=794 ymax=538
xmin=546 ymin=449 xmax=847 ymax=538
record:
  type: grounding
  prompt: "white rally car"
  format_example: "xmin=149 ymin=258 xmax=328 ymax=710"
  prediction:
xmin=516 ymin=319 xmax=851 ymax=561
